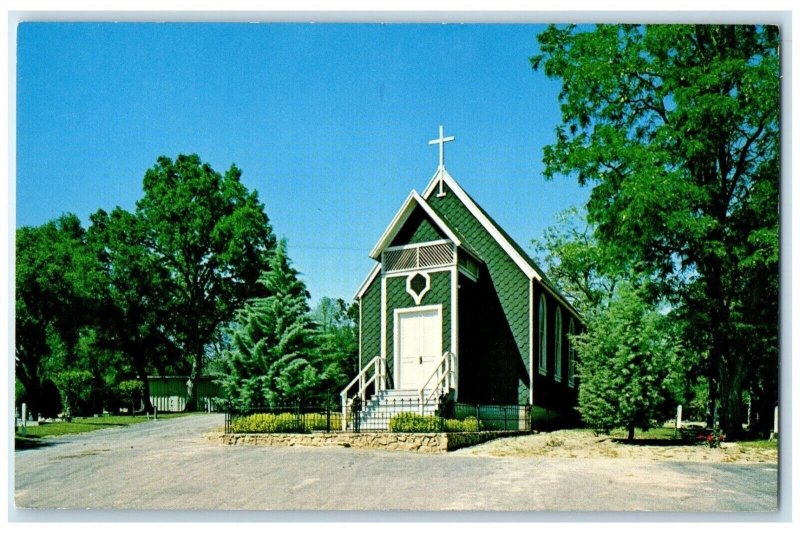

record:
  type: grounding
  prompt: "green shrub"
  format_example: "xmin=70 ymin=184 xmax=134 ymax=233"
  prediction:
xmin=444 ymin=416 xmax=481 ymax=432
xmin=229 ymin=412 xmax=301 ymax=433
xmin=303 ymin=412 xmax=342 ymax=431
xmin=389 ymin=412 xmax=442 ymax=433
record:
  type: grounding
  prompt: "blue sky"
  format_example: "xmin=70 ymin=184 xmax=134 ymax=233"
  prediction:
xmin=16 ymin=22 xmax=589 ymax=305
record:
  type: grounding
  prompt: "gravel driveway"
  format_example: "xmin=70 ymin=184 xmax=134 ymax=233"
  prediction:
xmin=14 ymin=413 xmax=778 ymax=513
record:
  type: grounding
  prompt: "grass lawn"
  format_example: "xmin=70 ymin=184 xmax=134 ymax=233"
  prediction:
xmin=600 ymin=426 xmax=777 ymax=450
xmin=15 ymin=413 xmax=191 ymax=440
xmin=737 ymin=438 xmax=778 ymax=452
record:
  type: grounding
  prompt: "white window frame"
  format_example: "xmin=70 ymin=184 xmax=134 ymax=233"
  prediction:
xmin=538 ymin=295 xmax=547 ymax=375
xmin=568 ymin=318 xmax=576 ymax=388
xmin=405 ymin=271 xmax=431 ymax=305
xmin=554 ymin=308 xmax=563 ymax=383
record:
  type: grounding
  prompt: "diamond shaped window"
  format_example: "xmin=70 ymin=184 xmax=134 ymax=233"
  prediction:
xmin=405 ymin=272 xmax=431 ymax=305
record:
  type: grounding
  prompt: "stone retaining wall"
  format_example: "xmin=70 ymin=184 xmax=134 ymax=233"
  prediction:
xmin=207 ymin=430 xmax=523 ymax=453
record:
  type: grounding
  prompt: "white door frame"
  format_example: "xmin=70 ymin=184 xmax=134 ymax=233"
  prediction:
xmin=393 ymin=304 xmax=443 ymax=391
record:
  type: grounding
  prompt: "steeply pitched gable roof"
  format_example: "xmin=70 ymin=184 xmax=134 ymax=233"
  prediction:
xmin=368 ymin=190 xmax=462 ymax=260
xmin=422 ymin=168 xmax=582 ymax=321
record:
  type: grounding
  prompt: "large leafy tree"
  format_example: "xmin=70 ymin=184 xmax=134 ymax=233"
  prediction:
xmin=532 ymin=24 xmax=779 ymax=437
xmin=135 ymin=154 xmax=276 ymax=409
xmin=533 ymin=207 xmax=621 ymax=312
xmin=87 ymin=207 xmax=177 ymax=412
xmin=218 ymin=240 xmax=320 ymax=408
xmin=15 ymin=214 xmax=105 ymax=417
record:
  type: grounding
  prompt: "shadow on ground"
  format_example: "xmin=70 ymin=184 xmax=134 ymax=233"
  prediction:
xmin=611 ymin=437 xmax=697 ymax=447
xmin=15 ymin=437 xmax=58 ymax=450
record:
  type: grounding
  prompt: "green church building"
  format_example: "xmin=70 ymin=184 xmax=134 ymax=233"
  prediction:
xmin=342 ymin=127 xmax=583 ymax=429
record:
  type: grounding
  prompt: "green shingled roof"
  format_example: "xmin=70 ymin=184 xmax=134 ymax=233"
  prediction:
xmin=426 ymin=178 xmax=583 ymax=322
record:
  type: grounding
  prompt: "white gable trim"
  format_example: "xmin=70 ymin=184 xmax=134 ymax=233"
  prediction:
xmin=422 ymin=169 xmax=540 ymax=281
xmin=423 ymin=168 xmax=584 ymax=323
xmin=354 ymin=263 xmax=381 ymax=301
xmin=369 ymin=190 xmax=461 ymax=260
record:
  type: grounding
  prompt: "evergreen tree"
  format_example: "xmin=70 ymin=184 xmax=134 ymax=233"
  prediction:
xmin=575 ymin=284 xmax=681 ymax=441
xmin=219 ymin=240 xmax=319 ymax=408
xmin=311 ymin=297 xmax=359 ymax=404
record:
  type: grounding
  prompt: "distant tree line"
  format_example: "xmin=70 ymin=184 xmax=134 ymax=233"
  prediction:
xmin=16 ymin=154 xmax=357 ymax=418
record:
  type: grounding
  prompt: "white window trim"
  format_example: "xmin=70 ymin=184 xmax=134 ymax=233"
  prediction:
xmin=529 ymin=278 xmax=534 ymax=405
xmin=554 ymin=308 xmax=563 ymax=383
xmin=568 ymin=318 xmax=576 ymax=388
xmin=538 ymin=295 xmax=547 ymax=376
xmin=457 ymin=263 xmax=479 ymax=283
xmin=405 ymin=271 xmax=431 ymax=305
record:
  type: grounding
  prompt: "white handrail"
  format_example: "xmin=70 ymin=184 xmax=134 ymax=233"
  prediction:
xmin=418 ymin=351 xmax=456 ymax=413
xmin=340 ymin=356 xmax=385 ymax=431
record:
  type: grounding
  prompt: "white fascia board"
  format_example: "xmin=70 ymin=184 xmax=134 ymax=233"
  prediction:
xmin=422 ymin=169 xmax=539 ymax=281
xmin=354 ymin=263 xmax=381 ymax=301
xmin=423 ymin=168 xmax=584 ymax=322
xmin=368 ymin=190 xmax=461 ymax=260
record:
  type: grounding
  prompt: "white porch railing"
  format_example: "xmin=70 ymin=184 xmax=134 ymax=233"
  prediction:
xmin=340 ymin=356 xmax=386 ymax=431
xmin=419 ymin=351 xmax=457 ymax=414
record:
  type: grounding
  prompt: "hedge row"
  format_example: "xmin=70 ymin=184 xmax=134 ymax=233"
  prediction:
xmin=228 ymin=411 xmax=484 ymax=433
xmin=388 ymin=412 xmax=482 ymax=433
xmin=229 ymin=412 xmax=341 ymax=433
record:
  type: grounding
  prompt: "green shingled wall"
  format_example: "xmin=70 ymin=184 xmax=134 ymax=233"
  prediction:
xmin=390 ymin=207 xmax=446 ymax=246
xmin=427 ymin=183 xmax=531 ymax=404
xmin=385 ymin=270 xmax=452 ymax=383
xmin=359 ymin=272 xmax=381 ymax=371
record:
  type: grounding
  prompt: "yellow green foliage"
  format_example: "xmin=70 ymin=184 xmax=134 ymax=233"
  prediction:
xmin=229 ymin=413 xmax=300 ymax=433
xmin=389 ymin=412 xmax=441 ymax=433
xmin=228 ymin=412 xmax=342 ymax=433
xmin=389 ymin=413 xmax=482 ymax=433
xmin=443 ymin=416 xmax=481 ymax=432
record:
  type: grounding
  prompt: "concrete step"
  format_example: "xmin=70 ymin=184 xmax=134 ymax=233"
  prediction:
xmin=351 ymin=389 xmax=441 ymax=431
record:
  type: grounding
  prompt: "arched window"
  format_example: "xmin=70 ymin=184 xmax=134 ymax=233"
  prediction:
xmin=538 ymin=295 xmax=547 ymax=375
xmin=568 ymin=318 xmax=576 ymax=388
xmin=554 ymin=308 xmax=563 ymax=382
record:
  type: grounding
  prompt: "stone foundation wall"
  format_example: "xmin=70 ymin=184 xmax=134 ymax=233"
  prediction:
xmin=207 ymin=430 xmax=523 ymax=453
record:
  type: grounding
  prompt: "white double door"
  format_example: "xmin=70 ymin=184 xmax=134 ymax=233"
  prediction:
xmin=395 ymin=305 xmax=442 ymax=391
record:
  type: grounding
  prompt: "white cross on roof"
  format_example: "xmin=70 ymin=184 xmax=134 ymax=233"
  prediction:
xmin=428 ymin=125 xmax=455 ymax=170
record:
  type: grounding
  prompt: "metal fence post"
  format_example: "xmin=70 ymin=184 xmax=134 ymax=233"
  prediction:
xmin=296 ymin=403 xmax=302 ymax=433
xmin=476 ymin=404 xmax=481 ymax=430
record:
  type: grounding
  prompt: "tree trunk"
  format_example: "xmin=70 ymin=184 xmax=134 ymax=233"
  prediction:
xmin=718 ymin=353 xmax=746 ymax=440
xmin=627 ymin=423 xmax=635 ymax=442
xmin=140 ymin=375 xmax=154 ymax=413
xmin=184 ymin=351 xmax=202 ymax=411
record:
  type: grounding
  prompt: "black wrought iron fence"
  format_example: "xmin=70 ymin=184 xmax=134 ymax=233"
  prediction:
xmin=224 ymin=401 xmax=531 ymax=434
xmin=224 ymin=404 xmax=348 ymax=434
